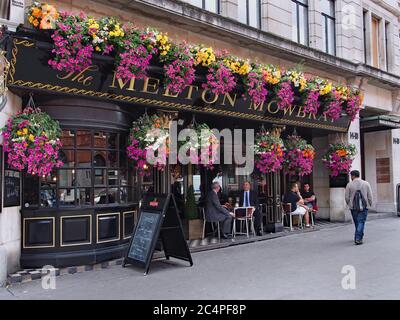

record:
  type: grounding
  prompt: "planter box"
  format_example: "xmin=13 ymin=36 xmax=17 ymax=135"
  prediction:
xmin=183 ymin=219 xmax=203 ymax=240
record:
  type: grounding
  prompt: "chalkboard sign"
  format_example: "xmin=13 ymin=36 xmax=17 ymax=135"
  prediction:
xmin=127 ymin=211 xmax=162 ymax=263
xmin=3 ymin=168 xmax=21 ymax=207
xmin=123 ymin=194 xmax=193 ymax=275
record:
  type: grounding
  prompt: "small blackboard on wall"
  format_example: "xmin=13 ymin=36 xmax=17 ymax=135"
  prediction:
xmin=123 ymin=194 xmax=193 ymax=275
xmin=3 ymin=152 xmax=21 ymax=207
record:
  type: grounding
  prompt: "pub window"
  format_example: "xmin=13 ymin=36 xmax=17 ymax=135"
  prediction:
xmin=321 ymin=0 xmax=335 ymax=55
xmin=22 ymin=129 xmax=134 ymax=208
xmin=292 ymin=0 xmax=309 ymax=46
xmin=237 ymin=0 xmax=261 ymax=29
xmin=186 ymin=0 xmax=220 ymax=14
xmin=0 ymin=0 xmax=10 ymax=20
xmin=371 ymin=16 xmax=380 ymax=68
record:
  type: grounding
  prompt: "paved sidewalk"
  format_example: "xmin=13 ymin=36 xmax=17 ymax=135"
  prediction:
xmin=1 ymin=216 xmax=400 ymax=300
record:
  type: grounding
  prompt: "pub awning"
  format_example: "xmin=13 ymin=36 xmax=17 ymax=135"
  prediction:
xmin=360 ymin=115 xmax=400 ymax=132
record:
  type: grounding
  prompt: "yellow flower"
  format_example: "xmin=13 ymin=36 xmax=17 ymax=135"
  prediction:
xmin=28 ymin=16 xmax=34 ymax=24
xmin=32 ymin=7 xmax=42 ymax=18
xmin=17 ymin=130 xmax=22 ymax=136
xmin=29 ymin=134 xmax=35 ymax=142
xmin=195 ymin=47 xmax=215 ymax=67
xmin=23 ymin=128 xmax=28 ymax=135
xmin=40 ymin=15 xmax=56 ymax=30
xmin=95 ymin=46 xmax=101 ymax=52
xmin=161 ymin=50 xmax=167 ymax=56
xmin=33 ymin=19 xmax=39 ymax=27
xmin=320 ymin=82 xmax=333 ymax=95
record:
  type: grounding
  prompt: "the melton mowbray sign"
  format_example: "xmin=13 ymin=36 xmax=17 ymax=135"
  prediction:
xmin=6 ymin=36 xmax=350 ymax=132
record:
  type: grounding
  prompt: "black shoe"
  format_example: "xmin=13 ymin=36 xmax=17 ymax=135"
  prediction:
xmin=220 ymin=233 xmax=229 ymax=239
xmin=256 ymin=231 xmax=263 ymax=236
xmin=355 ymin=240 xmax=363 ymax=245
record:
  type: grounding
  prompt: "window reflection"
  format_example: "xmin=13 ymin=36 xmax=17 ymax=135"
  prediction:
xmin=59 ymin=188 xmax=76 ymax=206
xmin=77 ymin=150 xmax=92 ymax=167
xmin=41 ymin=189 xmax=56 ymax=207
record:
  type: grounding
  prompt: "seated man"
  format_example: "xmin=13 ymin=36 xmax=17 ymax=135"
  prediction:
xmin=239 ymin=181 xmax=261 ymax=236
xmin=301 ymin=183 xmax=317 ymax=212
xmin=283 ymin=182 xmax=311 ymax=227
xmin=205 ymin=182 xmax=234 ymax=239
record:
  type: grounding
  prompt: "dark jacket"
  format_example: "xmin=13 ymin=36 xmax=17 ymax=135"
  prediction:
xmin=205 ymin=190 xmax=231 ymax=222
xmin=239 ymin=190 xmax=259 ymax=209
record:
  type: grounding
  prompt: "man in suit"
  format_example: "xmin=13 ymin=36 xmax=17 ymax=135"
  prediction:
xmin=239 ymin=181 xmax=261 ymax=236
xmin=205 ymin=182 xmax=234 ymax=239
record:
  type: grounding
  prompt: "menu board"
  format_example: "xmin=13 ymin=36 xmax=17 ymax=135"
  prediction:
xmin=3 ymin=168 xmax=21 ymax=207
xmin=127 ymin=211 xmax=162 ymax=263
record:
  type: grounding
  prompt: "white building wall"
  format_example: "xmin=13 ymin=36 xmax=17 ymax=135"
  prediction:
xmin=0 ymin=92 xmax=22 ymax=285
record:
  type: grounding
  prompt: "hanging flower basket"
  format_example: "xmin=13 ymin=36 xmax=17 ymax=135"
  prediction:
xmin=254 ymin=130 xmax=285 ymax=174
xmin=1 ymin=106 xmax=63 ymax=176
xmin=126 ymin=113 xmax=170 ymax=176
xmin=322 ymin=143 xmax=357 ymax=177
xmin=284 ymin=135 xmax=315 ymax=176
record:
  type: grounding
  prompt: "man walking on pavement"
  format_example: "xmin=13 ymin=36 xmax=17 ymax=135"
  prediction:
xmin=345 ymin=170 xmax=373 ymax=245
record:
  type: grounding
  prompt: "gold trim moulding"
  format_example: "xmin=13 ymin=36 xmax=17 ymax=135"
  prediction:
xmin=122 ymin=210 xmax=136 ymax=240
xmin=60 ymin=214 xmax=93 ymax=247
xmin=23 ymin=217 xmax=56 ymax=249
xmin=96 ymin=212 xmax=121 ymax=244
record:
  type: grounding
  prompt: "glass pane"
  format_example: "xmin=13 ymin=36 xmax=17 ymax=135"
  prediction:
xmin=120 ymin=167 xmax=129 ymax=186
xmin=108 ymin=188 xmax=118 ymax=204
xmin=75 ymin=169 xmax=92 ymax=187
xmin=292 ymin=2 xmax=298 ymax=42
xmin=77 ymin=150 xmax=92 ymax=167
xmin=321 ymin=0 xmax=334 ymax=17
xmin=93 ymin=151 xmax=106 ymax=167
xmin=59 ymin=188 xmax=76 ymax=206
xmin=299 ymin=5 xmax=308 ymax=45
xmin=77 ymin=188 xmax=92 ymax=206
xmin=327 ymin=18 xmax=335 ymax=54
xmin=94 ymin=188 xmax=108 ymax=205
xmin=120 ymin=187 xmax=132 ymax=204
xmin=108 ymin=151 xmax=118 ymax=167
xmin=108 ymin=170 xmax=119 ymax=186
xmin=40 ymin=189 xmax=56 ymax=208
xmin=249 ymin=0 xmax=260 ymax=28
xmin=61 ymin=129 xmax=75 ymax=148
xmin=238 ymin=0 xmax=247 ymax=24
xmin=205 ymin=0 xmax=218 ymax=13
xmin=187 ymin=0 xmax=202 ymax=8
xmin=60 ymin=150 xmax=75 ymax=168
xmin=23 ymin=174 xmax=39 ymax=208
xmin=59 ymin=169 xmax=75 ymax=188
xmin=76 ymin=130 xmax=91 ymax=148
xmin=107 ymin=133 xmax=117 ymax=149
xmin=40 ymin=171 xmax=57 ymax=189
xmin=94 ymin=168 xmax=106 ymax=186
xmin=94 ymin=131 xmax=107 ymax=148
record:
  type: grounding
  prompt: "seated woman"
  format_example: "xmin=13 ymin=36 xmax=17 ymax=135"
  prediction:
xmin=283 ymin=182 xmax=311 ymax=227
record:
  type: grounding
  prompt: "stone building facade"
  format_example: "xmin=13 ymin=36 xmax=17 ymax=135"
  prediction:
xmin=1 ymin=0 xmax=400 ymax=283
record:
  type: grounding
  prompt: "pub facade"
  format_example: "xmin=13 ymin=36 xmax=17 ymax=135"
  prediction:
xmin=1 ymin=0 xmax=400 ymax=281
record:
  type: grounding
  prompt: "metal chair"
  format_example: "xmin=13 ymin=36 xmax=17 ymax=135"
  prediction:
xmin=233 ymin=207 xmax=255 ymax=238
xmin=201 ymin=207 xmax=221 ymax=240
xmin=282 ymin=203 xmax=303 ymax=231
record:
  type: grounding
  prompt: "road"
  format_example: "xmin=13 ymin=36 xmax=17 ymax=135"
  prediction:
xmin=1 ymin=216 xmax=400 ymax=300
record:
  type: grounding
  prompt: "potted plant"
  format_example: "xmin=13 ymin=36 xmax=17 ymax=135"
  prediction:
xmin=184 ymin=185 xmax=203 ymax=240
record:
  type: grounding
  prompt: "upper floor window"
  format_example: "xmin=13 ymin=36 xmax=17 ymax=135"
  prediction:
xmin=321 ymin=0 xmax=335 ymax=55
xmin=237 ymin=0 xmax=261 ymax=29
xmin=292 ymin=0 xmax=309 ymax=46
xmin=186 ymin=0 xmax=220 ymax=13
xmin=0 ymin=0 xmax=10 ymax=20
xmin=371 ymin=16 xmax=380 ymax=68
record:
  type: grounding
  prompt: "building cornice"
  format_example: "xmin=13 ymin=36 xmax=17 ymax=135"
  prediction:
xmin=92 ymin=0 xmax=400 ymax=90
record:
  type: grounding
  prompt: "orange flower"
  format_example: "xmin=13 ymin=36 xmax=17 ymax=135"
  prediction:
xmin=32 ymin=7 xmax=42 ymax=18
xmin=33 ymin=19 xmax=39 ymax=27
xmin=336 ymin=149 xmax=347 ymax=157
xmin=40 ymin=15 xmax=56 ymax=29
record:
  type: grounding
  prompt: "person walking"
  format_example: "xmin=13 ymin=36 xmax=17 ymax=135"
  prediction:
xmin=345 ymin=170 xmax=373 ymax=245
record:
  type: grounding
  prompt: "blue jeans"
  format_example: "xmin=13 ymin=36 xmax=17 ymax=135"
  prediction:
xmin=351 ymin=209 xmax=368 ymax=242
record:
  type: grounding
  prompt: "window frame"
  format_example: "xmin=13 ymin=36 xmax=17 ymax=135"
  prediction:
xmin=321 ymin=0 xmax=336 ymax=55
xmin=22 ymin=129 xmax=134 ymax=209
xmin=292 ymin=0 xmax=309 ymax=46
xmin=187 ymin=0 xmax=220 ymax=14
xmin=240 ymin=0 xmax=262 ymax=29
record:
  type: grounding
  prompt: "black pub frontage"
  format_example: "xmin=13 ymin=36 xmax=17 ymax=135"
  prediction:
xmin=3 ymin=29 xmax=352 ymax=268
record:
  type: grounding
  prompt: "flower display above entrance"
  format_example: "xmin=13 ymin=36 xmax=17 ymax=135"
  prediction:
xmin=24 ymin=2 xmax=363 ymax=124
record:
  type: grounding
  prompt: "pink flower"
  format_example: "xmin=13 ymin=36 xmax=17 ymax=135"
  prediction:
xmin=324 ymin=91 xmax=343 ymax=121
xmin=202 ymin=63 xmax=236 ymax=95
xmin=116 ymin=44 xmax=154 ymax=81
xmin=277 ymin=81 xmax=294 ymax=110
xmin=246 ymin=72 xmax=268 ymax=105
xmin=303 ymin=90 xmax=320 ymax=115
xmin=164 ymin=58 xmax=195 ymax=95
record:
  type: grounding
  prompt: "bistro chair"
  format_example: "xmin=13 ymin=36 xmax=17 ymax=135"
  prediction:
xmin=233 ymin=207 xmax=256 ymax=238
xmin=282 ymin=203 xmax=303 ymax=231
xmin=201 ymin=207 xmax=221 ymax=240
